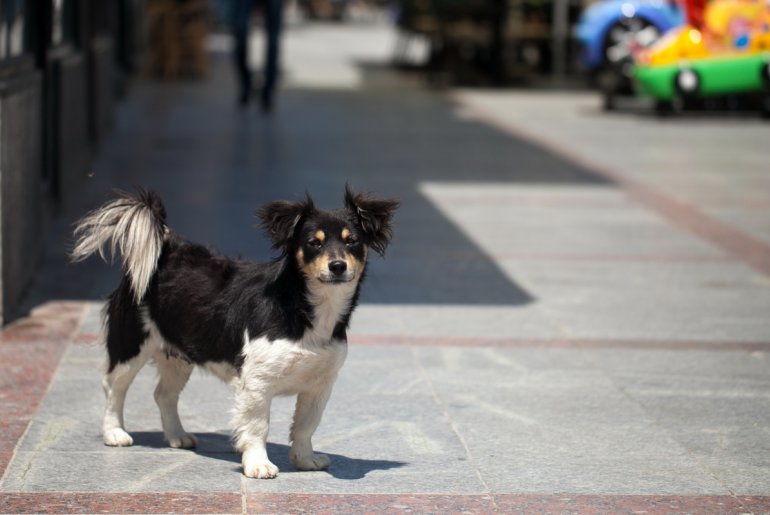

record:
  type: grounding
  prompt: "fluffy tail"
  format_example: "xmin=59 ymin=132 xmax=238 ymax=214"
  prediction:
xmin=71 ymin=190 xmax=168 ymax=304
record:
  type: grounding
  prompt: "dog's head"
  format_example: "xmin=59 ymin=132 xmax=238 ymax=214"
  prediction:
xmin=258 ymin=186 xmax=399 ymax=284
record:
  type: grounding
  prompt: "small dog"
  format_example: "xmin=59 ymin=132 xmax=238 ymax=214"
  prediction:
xmin=71 ymin=187 xmax=398 ymax=478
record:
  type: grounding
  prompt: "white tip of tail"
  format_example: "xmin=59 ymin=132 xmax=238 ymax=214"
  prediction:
xmin=71 ymin=190 xmax=167 ymax=304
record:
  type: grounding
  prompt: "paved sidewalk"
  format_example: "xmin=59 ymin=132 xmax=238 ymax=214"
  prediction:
xmin=2 ymin=20 xmax=770 ymax=514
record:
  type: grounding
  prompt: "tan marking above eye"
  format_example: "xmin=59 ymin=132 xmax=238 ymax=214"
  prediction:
xmin=341 ymin=228 xmax=351 ymax=240
xmin=314 ymin=230 xmax=326 ymax=243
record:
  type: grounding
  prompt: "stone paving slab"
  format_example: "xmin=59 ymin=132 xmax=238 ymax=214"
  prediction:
xmin=418 ymin=183 xmax=729 ymax=264
xmin=357 ymin=261 xmax=770 ymax=343
xmin=506 ymin=261 xmax=770 ymax=342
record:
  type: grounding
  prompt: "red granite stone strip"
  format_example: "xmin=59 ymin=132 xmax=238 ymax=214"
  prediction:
xmin=494 ymin=494 xmax=770 ymax=514
xmin=349 ymin=334 xmax=770 ymax=352
xmin=617 ymin=180 xmax=770 ymax=278
xmin=0 ymin=453 xmax=10 ymax=476
xmin=247 ymin=493 xmax=497 ymax=514
xmin=245 ymin=493 xmax=770 ymax=514
xmin=452 ymin=95 xmax=770 ymax=278
xmin=73 ymin=332 xmax=102 ymax=346
xmin=0 ymin=302 xmax=87 ymax=343
xmin=0 ymin=493 xmax=242 ymax=514
xmin=1 ymin=493 xmax=767 ymax=514
xmin=738 ymin=496 xmax=770 ymax=515
xmin=0 ymin=421 xmax=29 ymax=454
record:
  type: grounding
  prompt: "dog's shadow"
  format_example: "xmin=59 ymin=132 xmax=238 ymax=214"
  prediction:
xmin=129 ymin=431 xmax=406 ymax=480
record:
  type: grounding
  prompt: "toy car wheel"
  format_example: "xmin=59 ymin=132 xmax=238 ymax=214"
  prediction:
xmin=762 ymin=61 xmax=770 ymax=89
xmin=603 ymin=91 xmax=616 ymax=111
xmin=600 ymin=18 xmax=661 ymax=99
xmin=597 ymin=70 xmax=622 ymax=110
xmin=655 ymin=100 xmax=674 ymax=117
xmin=675 ymin=69 xmax=700 ymax=97
xmin=604 ymin=18 xmax=660 ymax=77
xmin=761 ymin=96 xmax=770 ymax=120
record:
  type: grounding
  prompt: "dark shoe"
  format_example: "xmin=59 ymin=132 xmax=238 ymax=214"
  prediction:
xmin=260 ymin=88 xmax=274 ymax=114
xmin=238 ymin=88 xmax=251 ymax=108
xmin=238 ymin=74 xmax=253 ymax=108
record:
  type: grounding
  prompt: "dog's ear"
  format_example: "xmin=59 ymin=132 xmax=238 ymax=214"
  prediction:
xmin=345 ymin=185 xmax=399 ymax=256
xmin=257 ymin=194 xmax=315 ymax=253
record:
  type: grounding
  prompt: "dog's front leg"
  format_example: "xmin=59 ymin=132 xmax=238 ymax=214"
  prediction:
xmin=289 ymin=382 xmax=334 ymax=471
xmin=233 ymin=388 xmax=278 ymax=479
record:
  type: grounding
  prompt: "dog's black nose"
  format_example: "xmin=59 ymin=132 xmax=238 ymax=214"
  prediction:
xmin=329 ymin=260 xmax=347 ymax=275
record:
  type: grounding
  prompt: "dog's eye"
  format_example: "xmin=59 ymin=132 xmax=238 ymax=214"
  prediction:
xmin=307 ymin=238 xmax=322 ymax=249
xmin=345 ymin=235 xmax=359 ymax=246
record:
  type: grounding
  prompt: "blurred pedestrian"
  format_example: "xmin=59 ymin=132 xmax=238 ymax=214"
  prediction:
xmin=232 ymin=0 xmax=283 ymax=112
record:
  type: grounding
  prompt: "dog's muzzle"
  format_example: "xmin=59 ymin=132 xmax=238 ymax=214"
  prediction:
xmin=320 ymin=260 xmax=354 ymax=283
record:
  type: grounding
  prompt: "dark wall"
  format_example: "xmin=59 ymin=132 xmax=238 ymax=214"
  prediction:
xmin=0 ymin=0 xmax=139 ymax=323
xmin=0 ymin=71 xmax=44 ymax=321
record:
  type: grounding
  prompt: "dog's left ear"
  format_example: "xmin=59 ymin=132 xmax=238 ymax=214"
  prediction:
xmin=257 ymin=194 xmax=315 ymax=253
xmin=345 ymin=185 xmax=399 ymax=256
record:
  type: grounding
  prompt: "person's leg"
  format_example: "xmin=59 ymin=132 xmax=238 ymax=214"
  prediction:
xmin=261 ymin=0 xmax=283 ymax=111
xmin=232 ymin=0 xmax=255 ymax=105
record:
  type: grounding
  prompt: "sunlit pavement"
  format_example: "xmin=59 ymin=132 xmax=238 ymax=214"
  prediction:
xmin=2 ymin=17 xmax=770 ymax=514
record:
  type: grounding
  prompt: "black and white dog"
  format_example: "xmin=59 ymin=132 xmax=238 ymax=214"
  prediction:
xmin=71 ymin=187 xmax=398 ymax=478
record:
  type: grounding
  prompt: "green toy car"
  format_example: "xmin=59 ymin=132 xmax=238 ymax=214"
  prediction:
xmin=635 ymin=52 xmax=770 ymax=113
xmin=633 ymin=19 xmax=770 ymax=115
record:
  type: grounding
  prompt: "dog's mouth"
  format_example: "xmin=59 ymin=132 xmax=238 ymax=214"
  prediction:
xmin=317 ymin=272 xmax=356 ymax=284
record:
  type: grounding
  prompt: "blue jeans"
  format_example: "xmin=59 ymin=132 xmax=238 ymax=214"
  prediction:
xmin=232 ymin=0 xmax=283 ymax=107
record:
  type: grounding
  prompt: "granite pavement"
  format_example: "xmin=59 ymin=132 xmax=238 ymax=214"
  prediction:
xmin=2 ymin=17 xmax=769 ymax=515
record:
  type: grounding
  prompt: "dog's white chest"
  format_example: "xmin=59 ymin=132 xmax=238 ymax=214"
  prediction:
xmin=239 ymin=334 xmax=347 ymax=395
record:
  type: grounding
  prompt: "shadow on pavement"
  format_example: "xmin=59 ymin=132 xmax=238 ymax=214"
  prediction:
xmin=266 ymin=442 xmax=408 ymax=480
xmin=18 ymin=56 xmax=612 ymax=317
xmin=129 ymin=431 xmax=406 ymax=480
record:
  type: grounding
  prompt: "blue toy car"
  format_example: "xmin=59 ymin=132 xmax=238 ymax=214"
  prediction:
xmin=575 ymin=0 xmax=685 ymax=108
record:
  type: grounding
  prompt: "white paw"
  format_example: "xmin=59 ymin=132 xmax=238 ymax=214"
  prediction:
xmin=243 ymin=459 xmax=279 ymax=479
xmin=291 ymin=452 xmax=331 ymax=471
xmin=103 ymin=428 xmax=134 ymax=447
xmin=167 ymin=432 xmax=198 ymax=449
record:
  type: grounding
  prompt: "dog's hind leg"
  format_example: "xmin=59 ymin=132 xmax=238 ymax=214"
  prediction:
xmin=154 ymin=352 xmax=197 ymax=448
xmin=103 ymin=280 xmax=153 ymax=447
xmin=102 ymin=350 xmax=151 ymax=446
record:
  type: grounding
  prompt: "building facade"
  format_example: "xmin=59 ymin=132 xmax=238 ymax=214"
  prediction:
xmin=0 ymin=0 xmax=140 ymax=323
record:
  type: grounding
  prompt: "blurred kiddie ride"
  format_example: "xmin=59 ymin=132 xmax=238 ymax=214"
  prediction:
xmin=633 ymin=0 xmax=770 ymax=116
